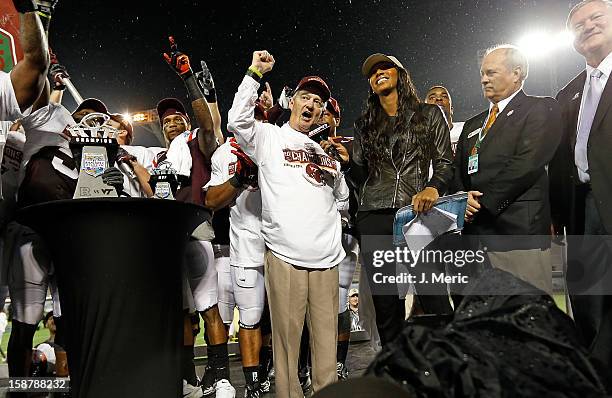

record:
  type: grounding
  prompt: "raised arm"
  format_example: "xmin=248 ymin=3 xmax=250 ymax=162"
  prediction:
xmin=195 ymin=60 xmax=225 ymax=145
xmin=226 ymin=50 xmax=275 ymax=162
xmin=163 ymin=37 xmax=216 ymax=161
xmin=47 ymin=50 xmax=70 ymax=105
xmin=9 ymin=0 xmax=50 ymax=112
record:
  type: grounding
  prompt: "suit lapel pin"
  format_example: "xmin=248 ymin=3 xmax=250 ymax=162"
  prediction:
xmin=572 ymin=92 xmax=580 ymax=101
xmin=506 ymin=109 xmax=514 ymax=117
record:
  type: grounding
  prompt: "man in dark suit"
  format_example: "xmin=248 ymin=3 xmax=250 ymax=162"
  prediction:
xmin=452 ymin=45 xmax=561 ymax=293
xmin=549 ymin=0 xmax=612 ymax=382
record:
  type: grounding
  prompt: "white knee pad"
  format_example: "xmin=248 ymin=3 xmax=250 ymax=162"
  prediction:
xmin=183 ymin=240 xmax=218 ymax=312
xmin=231 ymin=266 xmax=264 ymax=328
xmin=215 ymin=253 xmax=235 ymax=324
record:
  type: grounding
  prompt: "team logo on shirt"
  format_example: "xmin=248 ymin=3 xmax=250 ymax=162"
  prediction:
xmin=82 ymin=152 xmax=106 ymax=177
xmin=283 ymin=146 xmax=338 ymax=188
xmin=303 ymin=163 xmax=325 ymax=186
xmin=228 ymin=162 xmax=236 ymax=175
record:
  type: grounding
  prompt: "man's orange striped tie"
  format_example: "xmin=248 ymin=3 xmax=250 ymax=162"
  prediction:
xmin=483 ymin=104 xmax=499 ymax=136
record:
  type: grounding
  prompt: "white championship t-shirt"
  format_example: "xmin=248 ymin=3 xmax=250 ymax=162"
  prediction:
xmin=228 ymin=75 xmax=348 ymax=269
xmin=204 ymin=139 xmax=264 ymax=268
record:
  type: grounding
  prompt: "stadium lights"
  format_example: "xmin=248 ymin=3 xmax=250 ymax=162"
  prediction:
xmin=130 ymin=109 xmax=159 ymax=124
xmin=132 ymin=112 xmax=148 ymax=123
xmin=516 ymin=30 xmax=574 ymax=59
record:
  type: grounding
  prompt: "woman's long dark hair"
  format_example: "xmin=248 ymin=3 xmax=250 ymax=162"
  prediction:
xmin=355 ymin=68 xmax=431 ymax=176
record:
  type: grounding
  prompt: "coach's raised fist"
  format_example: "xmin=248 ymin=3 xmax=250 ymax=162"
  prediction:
xmin=250 ymin=50 xmax=275 ymax=75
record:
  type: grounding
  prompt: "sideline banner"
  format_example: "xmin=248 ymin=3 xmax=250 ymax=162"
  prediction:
xmin=0 ymin=1 xmax=23 ymax=72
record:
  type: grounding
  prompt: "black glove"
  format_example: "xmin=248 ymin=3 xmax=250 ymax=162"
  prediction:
xmin=162 ymin=36 xmax=193 ymax=79
xmin=34 ymin=0 xmax=59 ymax=16
xmin=48 ymin=62 xmax=69 ymax=91
xmin=195 ymin=60 xmax=216 ymax=102
xmin=116 ymin=148 xmax=136 ymax=164
xmin=32 ymin=0 xmax=59 ymax=31
xmin=101 ymin=167 xmax=124 ymax=188
xmin=12 ymin=0 xmax=36 ymax=13
xmin=163 ymin=36 xmax=204 ymax=101
xmin=229 ymin=139 xmax=257 ymax=188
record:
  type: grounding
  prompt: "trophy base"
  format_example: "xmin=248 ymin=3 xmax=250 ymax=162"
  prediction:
xmin=17 ymin=198 xmax=210 ymax=397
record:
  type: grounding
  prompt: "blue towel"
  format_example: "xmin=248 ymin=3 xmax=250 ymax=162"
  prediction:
xmin=393 ymin=192 xmax=468 ymax=246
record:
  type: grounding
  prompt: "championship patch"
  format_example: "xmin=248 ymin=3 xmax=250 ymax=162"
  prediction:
xmin=81 ymin=152 xmax=106 ymax=177
xmin=154 ymin=181 xmax=172 ymax=199
xmin=303 ymin=162 xmax=324 ymax=186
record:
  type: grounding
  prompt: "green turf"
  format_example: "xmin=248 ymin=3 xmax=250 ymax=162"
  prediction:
xmin=1 ymin=322 xmax=50 ymax=358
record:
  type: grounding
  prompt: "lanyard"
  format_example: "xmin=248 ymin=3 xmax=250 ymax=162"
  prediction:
xmin=471 ymin=114 xmax=492 ymax=156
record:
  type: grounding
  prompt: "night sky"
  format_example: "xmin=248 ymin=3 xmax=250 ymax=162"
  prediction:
xmin=48 ymin=0 xmax=585 ymax=145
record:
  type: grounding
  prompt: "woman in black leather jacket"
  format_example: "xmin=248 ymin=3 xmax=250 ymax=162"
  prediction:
xmin=351 ymin=53 xmax=453 ymax=346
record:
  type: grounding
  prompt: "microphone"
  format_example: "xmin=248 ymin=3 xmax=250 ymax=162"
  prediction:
xmin=325 ymin=144 xmax=341 ymax=161
xmin=308 ymin=123 xmax=330 ymax=140
xmin=325 ymin=136 xmax=353 ymax=163
xmin=116 ymin=148 xmax=137 ymax=180
xmin=308 ymin=124 xmax=344 ymax=161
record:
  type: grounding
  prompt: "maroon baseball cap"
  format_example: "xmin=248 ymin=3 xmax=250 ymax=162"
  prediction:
xmin=294 ymin=76 xmax=331 ymax=102
xmin=156 ymin=98 xmax=191 ymax=127
xmin=72 ymin=98 xmax=109 ymax=116
xmin=326 ymin=97 xmax=341 ymax=118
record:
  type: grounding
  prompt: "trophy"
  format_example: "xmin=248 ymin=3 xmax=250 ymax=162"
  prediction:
xmin=149 ymin=163 xmax=182 ymax=200
xmin=67 ymin=112 xmax=120 ymax=199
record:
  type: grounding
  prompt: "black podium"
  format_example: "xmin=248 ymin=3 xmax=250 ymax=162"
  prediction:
xmin=18 ymin=198 xmax=210 ymax=397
